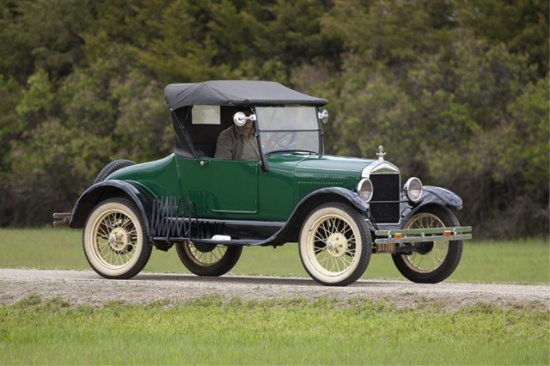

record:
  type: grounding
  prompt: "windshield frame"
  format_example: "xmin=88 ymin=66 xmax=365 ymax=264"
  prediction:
xmin=254 ymin=105 xmax=323 ymax=156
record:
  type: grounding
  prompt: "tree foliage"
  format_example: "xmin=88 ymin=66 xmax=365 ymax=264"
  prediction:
xmin=0 ymin=0 xmax=547 ymax=238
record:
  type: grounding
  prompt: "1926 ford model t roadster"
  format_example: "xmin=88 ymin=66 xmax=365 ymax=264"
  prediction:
xmin=54 ymin=80 xmax=471 ymax=286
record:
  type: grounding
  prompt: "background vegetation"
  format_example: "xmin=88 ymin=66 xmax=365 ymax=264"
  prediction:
xmin=0 ymin=0 xmax=548 ymax=239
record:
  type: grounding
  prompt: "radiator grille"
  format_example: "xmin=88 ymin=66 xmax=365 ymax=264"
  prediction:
xmin=370 ymin=174 xmax=400 ymax=223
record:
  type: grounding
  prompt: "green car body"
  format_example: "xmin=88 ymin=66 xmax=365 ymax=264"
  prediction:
xmin=107 ymin=153 xmax=369 ymax=220
xmin=54 ymin=80 xmax=471 ymax=286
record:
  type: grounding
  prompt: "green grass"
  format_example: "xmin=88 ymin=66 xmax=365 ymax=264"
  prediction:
xmin=0 ymin=228 xmax=548 ymax=283
xmin=0 ymin=295 xmax=548 ymax=365
xmin=1 ymin=229 xmax=548 ymax=365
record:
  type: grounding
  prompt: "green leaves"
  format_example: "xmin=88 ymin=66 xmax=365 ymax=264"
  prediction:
xmin=0 ymin=0 xmax=547 ymax=236
xmin=15 ymin=69 xmax=54 ymax=123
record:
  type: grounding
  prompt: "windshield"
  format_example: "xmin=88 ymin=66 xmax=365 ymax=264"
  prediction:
xmin=255 ymin=106 xmax=321 ymax=155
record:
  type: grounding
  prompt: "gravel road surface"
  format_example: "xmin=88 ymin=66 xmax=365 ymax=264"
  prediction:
xmin=1 ymin=269 xmax=548 ymax=311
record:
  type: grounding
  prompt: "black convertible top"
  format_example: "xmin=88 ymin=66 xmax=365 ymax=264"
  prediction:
xmin=164 ymin=80 xmax=327 ymax=110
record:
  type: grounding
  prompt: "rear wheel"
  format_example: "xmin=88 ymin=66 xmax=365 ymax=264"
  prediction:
xmin=392 ymin=206 xmax=463 ymax=283
xmin=83 ymin=198 xmax=152 ymax=279
xmin=94 ymin=159 xmax=135 ymax=184
xmin=175 ymin=242 xmax=243 ymax=276
xmin=299 ymin=203 xmax=371 ymax=286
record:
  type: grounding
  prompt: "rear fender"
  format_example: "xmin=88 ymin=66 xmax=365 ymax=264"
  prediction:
xmin=69 ymin=181 xmax=154 ymax=238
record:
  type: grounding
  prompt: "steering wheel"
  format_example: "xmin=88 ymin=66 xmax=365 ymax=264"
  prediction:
xmin=263 ymin=131 xmax=297 ymax=152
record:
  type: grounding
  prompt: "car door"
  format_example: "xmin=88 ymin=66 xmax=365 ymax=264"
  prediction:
xmin=205 ymin=159 xmax=259 ymax=215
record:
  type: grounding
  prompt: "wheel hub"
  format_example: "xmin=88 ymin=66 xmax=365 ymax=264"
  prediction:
xmin=108 ymin=228 xmax=130 ymax=252
xmin=325 ymin=233 xmax=348 ymax=257
xmin=414 ymin=241 xmax=435 ymax=255
xmin=193 ymin=242 xmax=217 ymax=253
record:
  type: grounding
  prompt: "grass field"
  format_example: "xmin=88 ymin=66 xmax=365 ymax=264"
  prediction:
xmin=0 ymin=228 xmax=548 ymax=283
xmin=0 ymin=294 xmax=548 ymax=365
xmin=0 ymin=228 xmax=548 ymax=365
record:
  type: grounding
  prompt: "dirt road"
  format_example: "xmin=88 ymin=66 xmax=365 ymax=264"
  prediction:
xmin=1 ymin=268 xmax=548 ymax=311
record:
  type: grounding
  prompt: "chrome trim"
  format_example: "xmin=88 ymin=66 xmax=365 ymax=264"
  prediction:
xmin=403 ymin=177 xmax=423 ymax=202
xmin=318 ymin=109 xmax=329 ymax=123
xmin=376 ymin=145 xmax=386 ymax=161
xmin=233 ymin=111 xmax=256 ymax=126
xmin=357 ymin=178 xmax=373 ymax=202
xmin=361 ymin=160 xmax=399 ymax=178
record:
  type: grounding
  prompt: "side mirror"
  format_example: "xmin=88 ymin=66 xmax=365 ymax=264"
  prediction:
xmin=318 ymin=109 xmax=329 ymax=124
xmin=233 ymin=112 xmax=257 ymax=126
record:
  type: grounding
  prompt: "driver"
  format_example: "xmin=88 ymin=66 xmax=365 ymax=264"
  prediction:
xmin=214 ymin=110 xmax=260 ymax=160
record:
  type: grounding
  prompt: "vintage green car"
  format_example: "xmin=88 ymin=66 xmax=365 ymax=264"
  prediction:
xmin=54 ymin=80 xmax=471 ymax=286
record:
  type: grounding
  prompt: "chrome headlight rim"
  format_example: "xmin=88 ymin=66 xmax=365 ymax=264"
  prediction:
xmin=404 ymin=177 xmax=423 ymax=202
xmin=357 ymin=178 xmax=374 ymax=202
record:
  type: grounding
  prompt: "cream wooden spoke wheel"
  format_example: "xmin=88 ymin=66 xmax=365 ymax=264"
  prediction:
xmin=83 ymin=198 xmax=151 ymax=279
xmin=392 ymin=206 xmax=463 ymax=283
xmin=299 ymin=203 xmax=371 ymax=286
xmin=176 ymin=242 xmax=242 ymax=276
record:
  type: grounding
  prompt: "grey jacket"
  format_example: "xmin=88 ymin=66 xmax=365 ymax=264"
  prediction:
xmin=214 ymin=126 xmax=258 ymax=160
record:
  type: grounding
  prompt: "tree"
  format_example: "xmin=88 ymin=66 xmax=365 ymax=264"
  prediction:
xmin=0 ymin=0 xmax=92 ymax=83
xmin=455 ymin=0 xmax=549 ymax=77
xmin=0 ymin=75 xmax=22 ymax=172
xmin=0 ymin=0 xmax=547 ymax=237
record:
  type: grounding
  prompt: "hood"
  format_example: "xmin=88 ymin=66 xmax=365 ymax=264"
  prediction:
xmin=295 ymin=155 xmax=374 ymax=179
xmin=267 ymin=154 xmax=376 ymax=192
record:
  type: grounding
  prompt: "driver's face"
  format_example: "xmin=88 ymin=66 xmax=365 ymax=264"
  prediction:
xmin=236 ymin=120 xmax=253 ymax=137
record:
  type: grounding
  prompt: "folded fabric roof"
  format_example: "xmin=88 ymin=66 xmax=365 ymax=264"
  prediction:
xmin=164 ymin=80 xmax=327 ymax=110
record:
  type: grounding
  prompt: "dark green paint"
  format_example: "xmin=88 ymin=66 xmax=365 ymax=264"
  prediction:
xmin=105 ymin=153 xmax=374 ymax=221
xmin=106 ymin=155 xmax=181 ymax=198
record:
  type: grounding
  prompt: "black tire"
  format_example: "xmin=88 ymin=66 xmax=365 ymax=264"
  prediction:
xmin=392 ymin=205 xmax=463 ymax=283
xmin=94 ymin=159 xmax=135 ymax=184
xmin=175 ymin=242 xmax=243 ymax=276
xmin=83 ymin=198 xmax=152 ymax=279
xmin=298 ymin=203 xmax=371 ymax=286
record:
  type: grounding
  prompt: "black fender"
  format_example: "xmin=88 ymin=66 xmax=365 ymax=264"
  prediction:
xmin=264 ymin=187 xmax=369 ymax=245
xmin=296 ymin=186 xmax=369 ymax=216
xmin=401 ymin=185 xmax=462 ymax=223
xmin=68 ymin=180 xmax=155 ymax=239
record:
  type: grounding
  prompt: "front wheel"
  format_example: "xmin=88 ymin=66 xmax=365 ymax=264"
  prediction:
xmin=299 ymin=203 xmax=371 ymax=286
xmin=83 ymin=198 xmax=152 ymax=279
xmin=392 ymin=206 xmax=463 ymax=283
xmin=175 ymin=242 xmax=243 ymax=276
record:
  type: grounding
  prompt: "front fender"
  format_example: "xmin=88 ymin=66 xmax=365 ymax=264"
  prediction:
xmin=401 ymin=185 xmax=463 ymax=223
xmin=420 ymin=186 xmax=463 ymax=210
xmin=69 ymin=181 xmax=154 ymax=237
xmin=265 ymin=187 xmax=368 ymax=245
xmin=298 ymin=187 xmax=369 ymax=215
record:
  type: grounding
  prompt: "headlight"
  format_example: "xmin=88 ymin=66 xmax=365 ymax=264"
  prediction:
xmin=404 ymin=177 xmax=423 ymax=202
xmin=357 ymin=179 xmax=373 ymax=202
